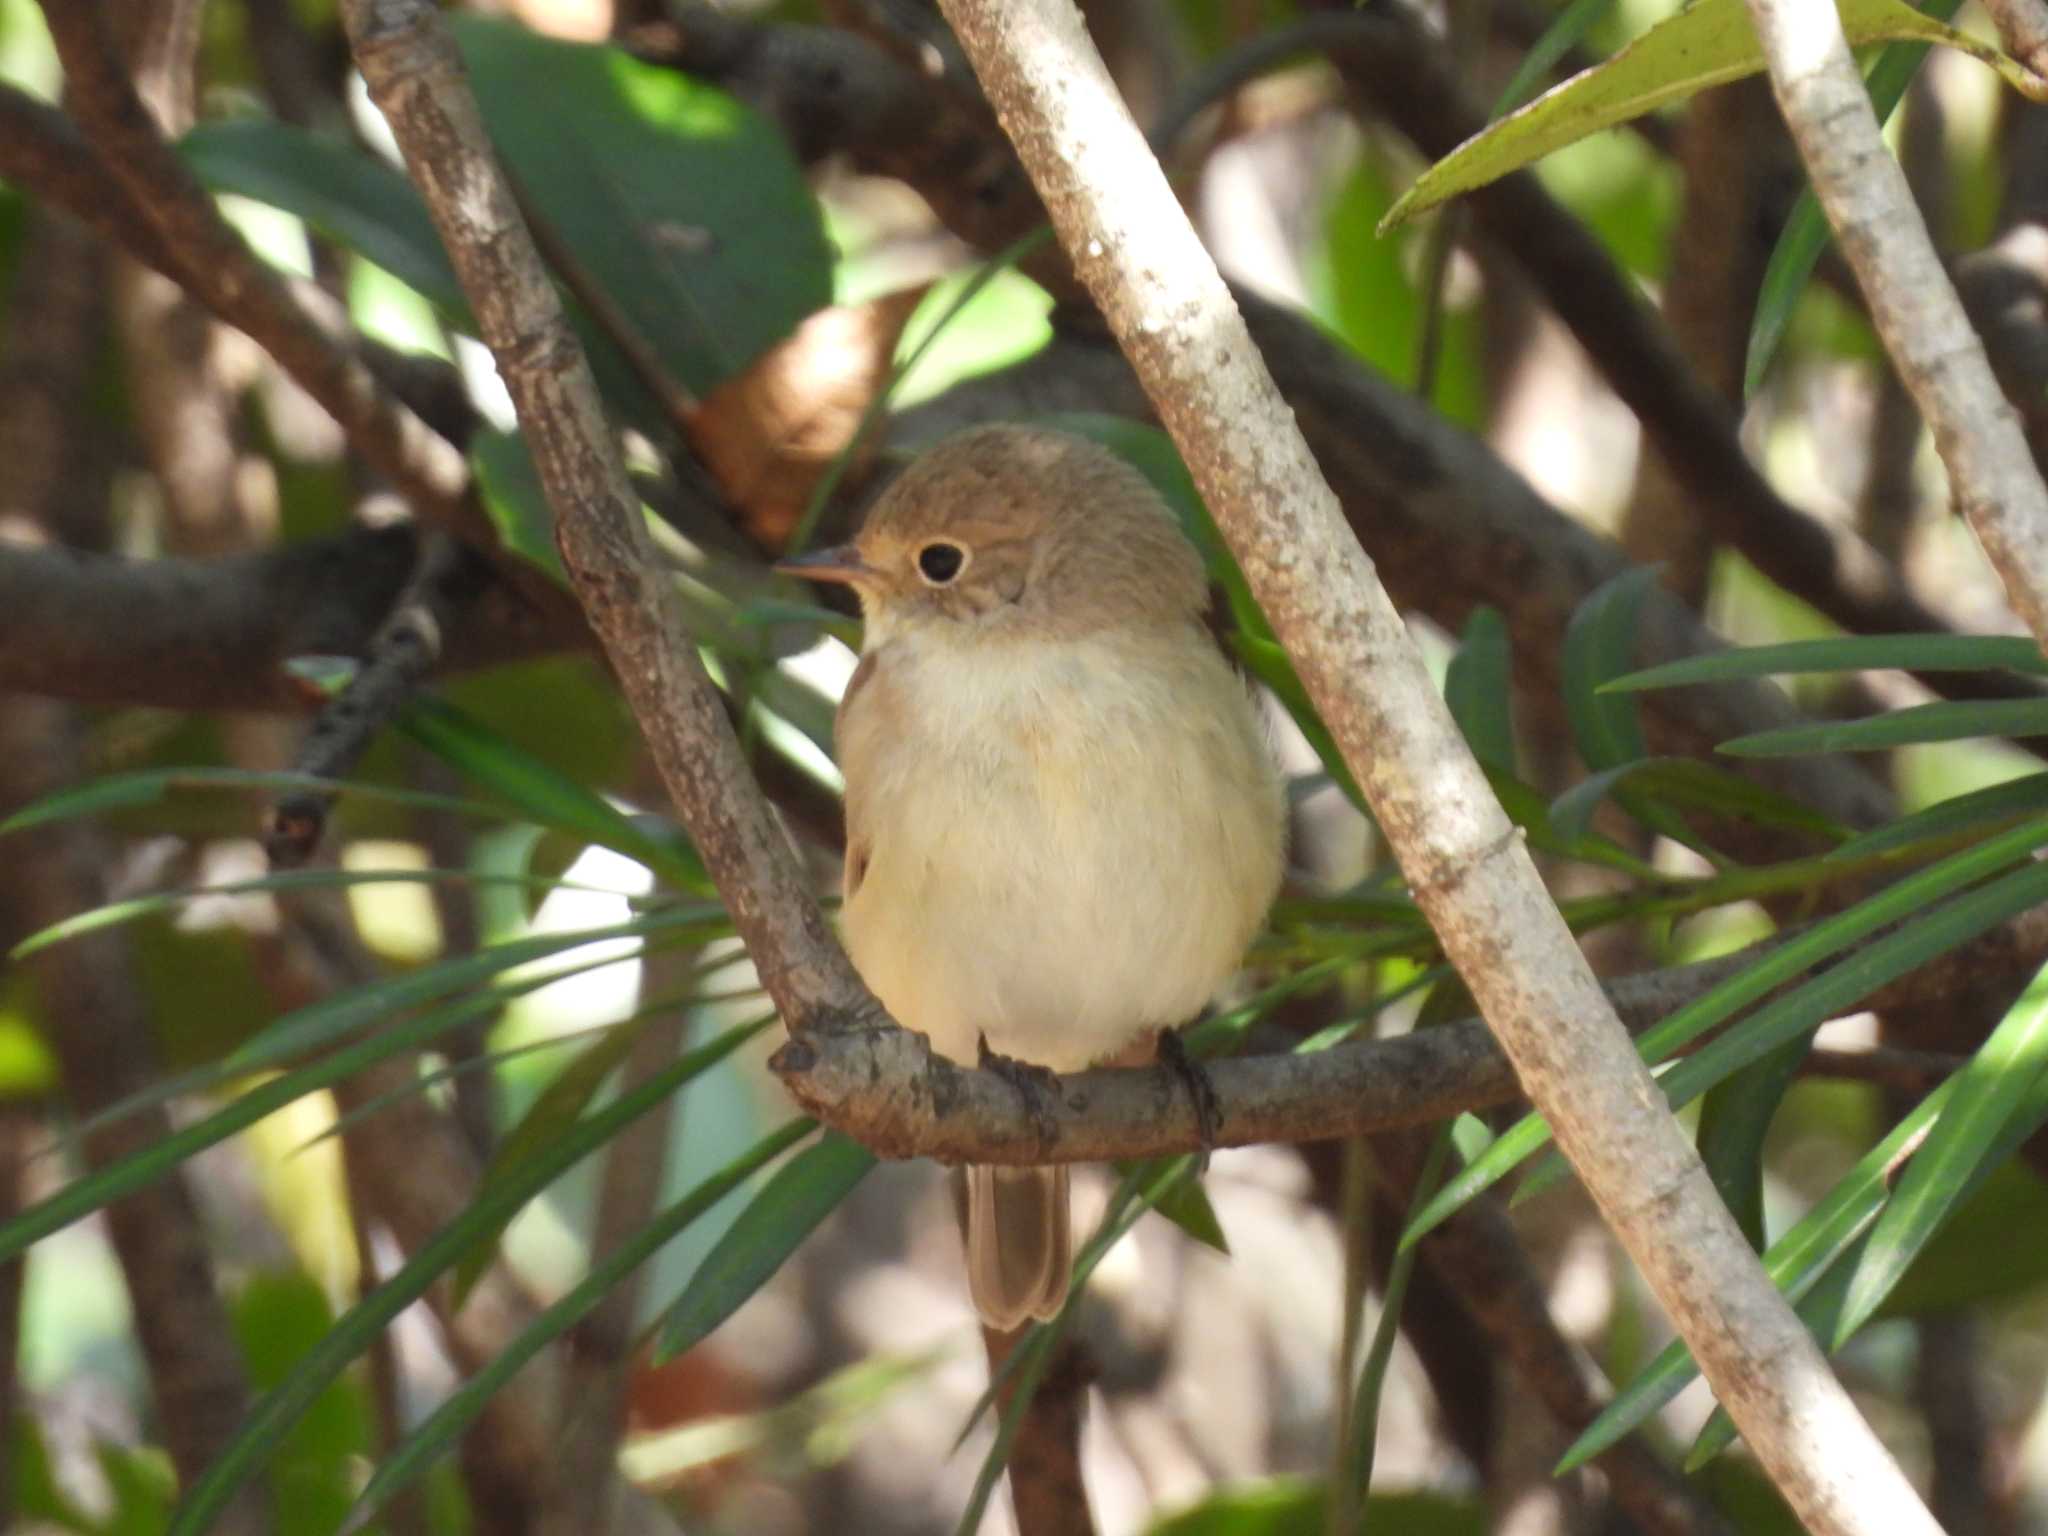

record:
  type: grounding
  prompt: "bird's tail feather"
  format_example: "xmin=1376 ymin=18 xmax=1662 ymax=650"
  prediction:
xmin=965 ymin=1164 xmax=1070 ymax=1331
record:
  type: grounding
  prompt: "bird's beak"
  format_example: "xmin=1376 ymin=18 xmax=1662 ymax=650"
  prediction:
xmin=774 ymin=544 xmax=873 ymax=587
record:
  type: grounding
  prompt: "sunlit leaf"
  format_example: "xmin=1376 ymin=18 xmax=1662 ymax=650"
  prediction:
xmin=1381 ymin=0 xmax=2042 ymax=231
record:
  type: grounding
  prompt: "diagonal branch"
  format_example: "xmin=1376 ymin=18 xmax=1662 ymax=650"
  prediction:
xmin=336 ymin=0 xmax=878 ymax=1039
xmin=928 ymin=3 xmax=1935 ymax=1533
xmin=32 ymin=5 xmax=503 ymax=560
xmin=1747 ymin=0 xmax=2048 ymax=656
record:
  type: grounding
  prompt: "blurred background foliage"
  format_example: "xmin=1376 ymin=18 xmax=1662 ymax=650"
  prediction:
xmin=6 ymin=0 xmax=2048 ymax=1533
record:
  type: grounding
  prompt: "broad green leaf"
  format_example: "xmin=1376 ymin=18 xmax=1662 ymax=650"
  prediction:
xmin=179 ymin=120 xmax=464 ymax=311
xmin=9 ymin=865 xmax=591 ymax=961
xmin=452 ymin=1011 xmax=776 ymax=1305
xmin=177 ymin=119 xmax=656 ymax=428
xmin=0 ymin=767 xmax=500 ymax=838
xmin=1607 ymin=634 xmax=2048 ymax=691
xmin=399 ymin=695 xmax=712 ymax=894
xmin=1444 ymin=607 xmax=1515 ymax=773
xmin=1406 ymin=817 xmax=2048 ymax=1245
xmin=1745 ymin=2 xmax=1964 ymax=396
xmin=167 ymin=1008 xmax=779 ymax=1535
xmin=1834 ymin=957 xmax=2048 ymax=1342
xmin=1722 ymin=699 xmax=2048 ymax=757
xmin=1381 ymin=0 xmax=2045 ymax=231
xmin=1827 ymin=773 xmax=2048 ymax=862
xmin=352 ymin=1119 xmax=816 ymax=1521
xmin=653 ymin=1130 xmax=878 ymax=1360
xmin=452 ymin=15 xmax=832 ymax=393
xmin=1561 ymin=567 xmax=1657 ymax=770
xmin=470 ymin=431 xmax=569 ymax=586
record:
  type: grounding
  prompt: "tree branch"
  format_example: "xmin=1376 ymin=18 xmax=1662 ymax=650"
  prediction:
xmin=928 ymin=4 xmax=1933 ymax=1533
xmin=0 ymin=530 xmax=567 ymax=710
xmin=336 ymin=0 xmax=880 ymax=1046
xmin=1747 ymin=0 xmax=2048 ymax=656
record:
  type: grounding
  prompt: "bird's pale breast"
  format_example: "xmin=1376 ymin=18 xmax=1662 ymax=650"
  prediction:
xmin=837 ymin=625 xmax=1284 ymax=1072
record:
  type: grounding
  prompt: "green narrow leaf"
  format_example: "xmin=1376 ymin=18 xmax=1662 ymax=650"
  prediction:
xmin=1834 ymin=958 xmax=2048 ymax=1342
xmin=1721 ymin=699 xmax=2048 ymax=757
xmin=53 ymin=905 xmax=724 ymax=1157
xmin=399 ymin=696 xmax=712 ymax=894
xmin=1490 ymin=0 xmax=1617 ymax=116
xmin=450 ymin=1010 xmax=773 ymax=1304
xmin=653 ymin=1131 xmax=878 ymax=1360
xmin=0 ymin=767 xmax=502 ymax=837
xmin=352 ymin=1119 xmax=818 ymax=1521
xmin=10 ymin=865 xmax=594 ymax=961
xmin=1549 ymin=757 xmax=1845 ymax=848
xmin=1745 ymin=0 xmax=1965 ymax=395
xmin=1380 ymin=0 xmax=2025 ymax=232
xmin=1444 ymin=607 xmax=1515 ymax=773
xmin=1406 ymin=817 xmax=2048 ymax=1246
xmin=1134 ymin=1167 xmax=1230 ymax=1254
xmin=179 ymin=120 xmax=465 ymax=310
xmin=166 ymin=1009 xmax=776 ymax=1535
xmin=1558 ymin=1082 xmax=1957 ymax=1470
xmin=1607 ymin=633 xmax=2048 ymax=691
xmin=1562 ymin=568 xmax=1659 ymax=770
xmin=0 ymin=946 xmax=648 ymax=1267
xmin=1347 ymin=1128 xmax=1453 ymax=1499
xmin=1827 ymin=773 xmax=2048 ymax=863
xmin=1696 ymin=1036 xmax=1810 ymax=1248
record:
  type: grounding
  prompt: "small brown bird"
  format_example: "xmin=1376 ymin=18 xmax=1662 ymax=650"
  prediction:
xmin=781 ymin=425 xmax=1285 ymax=1329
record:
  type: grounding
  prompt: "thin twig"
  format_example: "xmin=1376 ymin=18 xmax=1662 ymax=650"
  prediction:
xmin=1747 ymin=0 xmax=2048 ymax=657
xmin=930 ymin=4 xmax=1933 ymax=1532
xmin=266 ymin=534 xmax=485 ymax=866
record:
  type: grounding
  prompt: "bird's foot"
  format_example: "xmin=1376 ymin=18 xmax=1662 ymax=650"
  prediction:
xmin=1158 ymin=1028 xmax=1223 ymax=1172
xmin=978 ymin=1035 xmax=1064 ymax=1154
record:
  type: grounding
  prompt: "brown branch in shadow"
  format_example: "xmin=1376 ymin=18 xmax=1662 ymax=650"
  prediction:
xmin=0 ymin=204 xmax=266 ymax=1536
xmin=982 ymin=1324 xmax=1097 ymax=1536
xmin=266 ymin=534 xmax=487 ymax=866
xmin=0 ymin=528 xmax=567 ymax=710
xmin=36 ymin=4 xmax=486 ymax=530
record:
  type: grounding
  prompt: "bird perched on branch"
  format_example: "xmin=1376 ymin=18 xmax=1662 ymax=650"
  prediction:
xmin=781 ymin=424 xmax=1285 ymax=1330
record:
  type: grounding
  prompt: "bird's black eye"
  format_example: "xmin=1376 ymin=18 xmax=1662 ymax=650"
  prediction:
xmin=916 ymin=541 xmax=966 ymax=585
